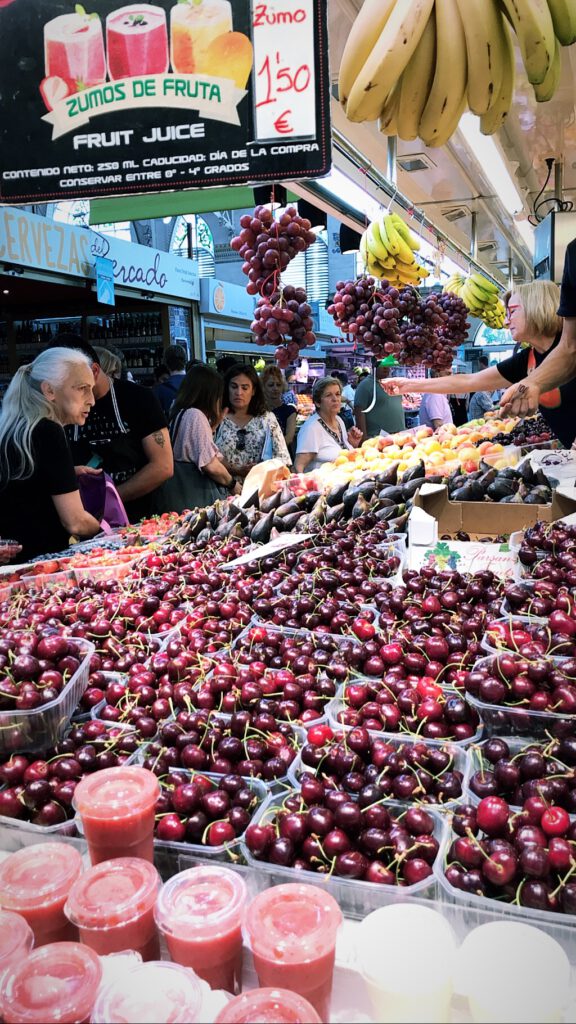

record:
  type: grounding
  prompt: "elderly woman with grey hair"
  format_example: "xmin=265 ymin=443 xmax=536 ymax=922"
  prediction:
xmin=294 ymin=376 xmax=362 ymax=473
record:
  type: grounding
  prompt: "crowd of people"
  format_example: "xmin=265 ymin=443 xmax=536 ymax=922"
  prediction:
xmin=1 ymin=251 xmax=575 ymax=564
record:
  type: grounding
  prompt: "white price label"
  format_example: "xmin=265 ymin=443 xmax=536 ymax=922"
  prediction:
xmin=252 ymin=0 xmax=316 ymax=140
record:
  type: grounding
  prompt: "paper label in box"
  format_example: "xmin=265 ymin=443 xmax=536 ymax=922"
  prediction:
xmin=409 ymin=540 xmax=516 ymax=579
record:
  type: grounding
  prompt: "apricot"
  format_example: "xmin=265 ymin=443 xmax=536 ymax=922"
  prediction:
xmin=202 ymin=31 xmax=253 ymax=88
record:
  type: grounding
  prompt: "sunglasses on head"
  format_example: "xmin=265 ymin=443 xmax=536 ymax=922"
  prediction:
xmin=237 ymin=427 xmax=247 ymax=452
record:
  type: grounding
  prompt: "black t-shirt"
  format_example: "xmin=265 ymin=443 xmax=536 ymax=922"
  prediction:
xmin=0 ymin=419 xmax=78 ymax=561
xmin=498 ymin=333 xmax=574 ymax=446
xmin=558 ymin=239 xmax=576 ymax=317
xmin=68 ymin=378 xmax=167 ymax=522
xmin=272 ymin=403 xmax=297 ymax=435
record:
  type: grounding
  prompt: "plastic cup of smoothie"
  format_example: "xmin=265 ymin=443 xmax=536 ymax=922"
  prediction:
xmin=64 ymin=857 xmax=161 ymax=960
xmin=0 ymin=911 xmax=34 ymax=986
xmin=0 ymin=842 xmax=83 ymax=946
xmin=214 ymin=987 xmax=323 ymax=1023
xmin=0 ymin=941 xmax=102 ymax=1024
xmin=73 ymin=765 xmax=160 ymax=864
xmin=357 ymin=904 xmax=457 ymax=1024
xmin=245 ymin=883 xmax=342 ymax=1021
xmin=91 ymin=961 xmax=203 ymax=1024
xmin=106 ymin=4 xmax=169 ymax=79
xmin=155 ymin=866 xmax=247 ymax=993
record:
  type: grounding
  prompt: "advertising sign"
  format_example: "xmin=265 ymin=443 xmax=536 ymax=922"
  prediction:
xmin=0 ymin=0 xmax=331 ymax=204
xmin=95 ymin=254 xmax=115 ymax=303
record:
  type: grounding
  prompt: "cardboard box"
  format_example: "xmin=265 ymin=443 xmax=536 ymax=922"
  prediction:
xmin=414 ymin=483 xmax=576 ymax=539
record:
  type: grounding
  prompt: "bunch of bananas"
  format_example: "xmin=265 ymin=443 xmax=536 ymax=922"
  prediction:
xmin=444 ymin=272 xmax=506 ymax=327
xmin=360 ymin=212 xmax=430 ymax=288
xmin=339 ymin=0 xmax=576 ymax=142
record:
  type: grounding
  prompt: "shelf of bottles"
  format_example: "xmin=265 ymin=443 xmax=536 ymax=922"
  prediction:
xmin=88 ymin=312 xmax=164 ymax=378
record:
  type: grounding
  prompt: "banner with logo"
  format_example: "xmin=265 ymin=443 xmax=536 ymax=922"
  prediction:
xmin=0 ymin=0 xmax=330 ymax=203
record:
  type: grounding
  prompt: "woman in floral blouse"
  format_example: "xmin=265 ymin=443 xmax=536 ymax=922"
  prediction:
xmin=216 ymin=363 xmax=291 ymax=480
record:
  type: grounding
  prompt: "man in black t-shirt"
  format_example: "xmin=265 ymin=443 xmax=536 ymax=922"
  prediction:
xmin=501 ymin=239 xmax=576 ymax=418
xmin=50 ymin=337 xmax=173 ymax=522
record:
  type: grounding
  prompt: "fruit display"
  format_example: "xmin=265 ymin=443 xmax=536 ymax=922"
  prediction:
xmin=360 ymin=212 xmax=430 ymax=288
xmin=518 ymin=522 xmax=576 ymax=586
xmin=154 ymin=769 xmax=265 ymax=849
xmin=483 ymin=617 xmax=576 ymax=658
xmin=244 ymin=789 xmax=440 ymax=887
xmin=444 ymin=795 xmax=576 ymax=915
xmin=339 ymin=0 xmax=575 ymax=139
xmin=231 ymin=203 xmax=317 ymax=367
xmin=444 ymin=274 xmax=506 ymax=329
xmin=464 ymin=653 xmax=576 ymax=736
xmin=503 ymin=580 xmax=575 ymax=618
xmin=469 ymin=736 xmax=576 ymax=811
xmin=446 ymin=461 xmax=553 ymax=504
xmin=490 ymin=414 xmax=557 ymax=448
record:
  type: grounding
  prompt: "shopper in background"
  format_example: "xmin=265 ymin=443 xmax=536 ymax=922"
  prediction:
xmin=467 ymin=356 xmax=494 ymax=421
xmin=0 ymin=348 xmax=101 ymax=561
xmin=260 ymin=365 xmax=297 ymax=449
xmin=294 ymin=376 xmax=362 ymax=473
xmin=216 ymin=355 xmax=240 ymax=377
xmin=156 ymin=364 xmax=240 ymax=512
xmin=216 ymin=363 xmax=290 ymax=479
xmin=418 ymin=371 xmax=454 ymax=430
xmin=49 ymin=335 xmax=173 ymax=522
xmin=341 ymin=373 xmax=357 ymax=407
xmin=283 ymin=370 xmax=298 ymax=407
xmin=94 ymin=347 xmax=122 ymax=380
xmin=384 ymin=281 xmax=575 ymax=446
xmin=153 ymin=344 xmax=187 ymax=417
xmin=500 ymin=239 xmax=576 ymax=417
xmin=354 ymin=365 xmax=405 ymax=438
xmin=154 ymin=364 xmax=170 ymax=386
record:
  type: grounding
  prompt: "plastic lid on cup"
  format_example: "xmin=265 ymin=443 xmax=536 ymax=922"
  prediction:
xmin=245 ymin=883 xmax=342 ymax=964
xmin=91 ymin=961 xmax=203 ymax=1024
xmin=73 ymin=766 xmax=160 ymax=821
xmin=0 ymin=911 xmax=34 ymax=969
xmin=0 ymin=941 xmax=102 ymax=1024
xmin=358 ymin=905 xmax=456 ymax=990
xmin=64 ymin=857 xmax=160 ymax=930
xmin=155 ymin=866 xmax=247 ymax=938
xmin=215 ymin=987 xmax=323 ymax=1024
xmin=0 ymin=843 xmax=83 ymax=912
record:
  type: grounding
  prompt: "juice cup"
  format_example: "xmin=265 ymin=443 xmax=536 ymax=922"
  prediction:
xmin=245 ymin=883 xmax=342 ymax=1021
xmin=91 ymin=961 xmax=203 ymax=1023
xmin=214 ymin=988 xmax=323 ymax=1023
xmin=0 ymin=911 xmax=34 ymax=986
xmin=155 ymin=866 xmax=247 ymax=993
xmin=64 ymin=857 xmax=161 ymax=961
xmin=170 ymin=0 xmax=232 ymax=74
xmin=107 ymin=4 xmax=169 ymax=79
xmin=457 ymin=921 xmax=571 ymax=1023
xmin=0 ymin=842 xmax=83 ymax=946
xmin=357 ymin=904 xmax=457 ymax=1024
xmin=44 ymin=12 xmax=106 ymax=86
xmin=0 ymin=942 xmax=102 ymax=1024
xmin=73 ymin=765 xmax=160 ymax=864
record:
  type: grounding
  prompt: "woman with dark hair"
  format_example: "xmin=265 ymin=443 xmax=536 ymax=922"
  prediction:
xmin=155 ymin=364 xmax=240 ymax=512
xmin=216 ymin=363 xmax=290 ymax=479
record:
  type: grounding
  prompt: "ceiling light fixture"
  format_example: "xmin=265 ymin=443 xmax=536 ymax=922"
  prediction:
xmin=514 ymin=219 xmax=535 ymax=255
xmin=458 ymin=113 xmax=525 ymax=216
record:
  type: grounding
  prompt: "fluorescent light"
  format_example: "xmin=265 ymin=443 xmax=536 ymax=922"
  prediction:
xmin=458 ymin=113 xmax=525 ymax=216
xmin=515 ymin=219 xmax=535 ymax=255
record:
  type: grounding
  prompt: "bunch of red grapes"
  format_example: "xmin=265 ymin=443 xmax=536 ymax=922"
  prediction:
xmin=231 ymin=203 xmax=318 ymax=366
xmin=328 ymin=279 xmax=469 ymax=370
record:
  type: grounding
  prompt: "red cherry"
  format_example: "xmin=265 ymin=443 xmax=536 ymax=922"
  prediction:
xmin=541 ymin=805 xmax=571 ymax=837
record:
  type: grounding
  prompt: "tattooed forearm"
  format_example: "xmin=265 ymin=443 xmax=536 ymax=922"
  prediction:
xmin=152 ymin=431 xmax=165 ymax=447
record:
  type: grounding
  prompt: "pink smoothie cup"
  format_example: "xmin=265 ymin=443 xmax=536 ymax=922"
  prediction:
xmin=0 ymin=911 xmax=34 ymax=986
xmin=64 ymin=856 xmax=161 ymax=961
xmin=0 ymin=842 xmax=83 ymax=946
xmin=214 ymin=987 xmax=323 ymax=1023
xmin=73 ymin=765 xmax=160 ymax=864
xmin=245 ymin=884 xmax=342 ymax=1022
xmin=155 ymin=866 xmax=247 ymax=993
xmin=91 ymin=961 xmax=203 ymax=1023
xmin=0 ymin=941 xmax=101 ymax=1024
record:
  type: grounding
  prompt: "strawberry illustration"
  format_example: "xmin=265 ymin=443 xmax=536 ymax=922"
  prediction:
xmin=39 ymin=76 xmax=76 ymax=112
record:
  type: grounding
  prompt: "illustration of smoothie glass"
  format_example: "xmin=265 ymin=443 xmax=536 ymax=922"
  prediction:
xmin=44 ymin=10 xmax=106 ymax=87
xmin=170 ymin=0 xmax=232 ymax=74
xmin=106 ymin=4 xmax=169 ymax=80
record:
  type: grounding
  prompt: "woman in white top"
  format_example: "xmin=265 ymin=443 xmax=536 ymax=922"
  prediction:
xmin=294 ymin=377 xmax=362 ymax=473
xmin=216 ymin=363 xmax=290 ymax=479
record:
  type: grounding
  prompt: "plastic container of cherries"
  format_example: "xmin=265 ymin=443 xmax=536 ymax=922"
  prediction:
xmin=467 ymin=734 xmax=576 ymax=812
xmin=481 ymin=615 xmax=576 ymax=663
xmin=464 ymin=654 xmax=576 ymax=740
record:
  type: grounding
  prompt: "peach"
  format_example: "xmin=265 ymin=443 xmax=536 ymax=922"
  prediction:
xmin=202 ymin=31 xmax=253 ymax=88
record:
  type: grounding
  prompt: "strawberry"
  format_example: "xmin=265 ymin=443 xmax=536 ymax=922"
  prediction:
xmin=39 ymin=76 xmax=75 ymax=112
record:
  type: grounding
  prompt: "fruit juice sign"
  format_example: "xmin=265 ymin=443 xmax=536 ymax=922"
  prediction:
xmin=0 ymin=0 xmax=330 ymax=203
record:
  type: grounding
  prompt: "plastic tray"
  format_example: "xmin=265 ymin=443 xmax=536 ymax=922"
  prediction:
xmin=466 ymin=734 xmax=575 ymax=809
xmin=152 ymin=770 xmax=271 ymax=880
xmin=288 ymin=732 xmax=472 ymax=810
xmin=327 ymin=682 xmax=484 ymax=748
xmin=465 ymin=653 xmax=576 ymax=739
xmin=0 ymin=637 xmax=95 ymax=757
xmin=196 ymin=662 xmax=334 ymax=728
xmin=240 ymin=798 xmax=446 ymax=919
xmin=481 ymin=614 xmax=572 ymax=662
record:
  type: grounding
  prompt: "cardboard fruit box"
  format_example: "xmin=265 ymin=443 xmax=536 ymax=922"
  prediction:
xmin=414 ymin=483 xmax=576 ymax=539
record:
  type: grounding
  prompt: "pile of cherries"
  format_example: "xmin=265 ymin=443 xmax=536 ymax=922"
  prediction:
xmin=484 ymin=617 xmax=576 ymax=659
xmin=155 ymin=769 xmax=263 ymax=848
xmin=518 ymin=523 xmax=576 ymax=587
xmin=0 ymin=631 xmax=88 ymax=711
xmin=445 ymin=795 xmax=576 ymax=914
xmin=470 ymin=736 xmax=576 ymax=811
xmin=464 ymin=653 xmax=576 ymax=714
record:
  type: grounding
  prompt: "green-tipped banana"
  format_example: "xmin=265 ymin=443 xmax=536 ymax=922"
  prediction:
xmin=546 ymin=0 xmax=576 ymax=46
